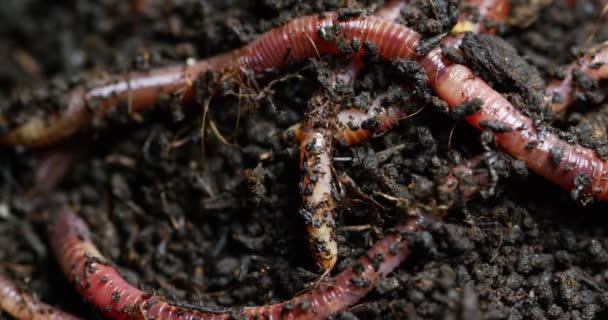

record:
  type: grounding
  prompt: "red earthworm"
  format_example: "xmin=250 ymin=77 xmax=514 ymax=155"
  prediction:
xmin=546 ymin=42 xmax=608 ymax=113
xmin=421 ymin=46 xmax=608 ymax=200
xmin=417 ymin=1 xmax=608 ymax=200
xmin=2 ymin=11 xmax=422 ymax=147
xmin=50 ymin=208 xmax=421 ymax=320
xmin=0 ymin=274 xmax=82 ymax=320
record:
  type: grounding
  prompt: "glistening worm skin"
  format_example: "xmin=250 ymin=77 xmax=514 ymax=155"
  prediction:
xmin=421 ymin=47 xmax=608 ymax=200
xmin=0 ymin=274 xmax=82 ymax=320
xmin=1 ymin=13 xmax=421 ymax=147
xmin=0 ymin=58 xmax=230 ymax=147
xmin=334 ymin=103 xmax=404 ymax=146
xmin=49 ymin=208 xmax=416 ymax=320
xmin=299 ymin=120 xmax=338 ymax=271
xmin=546 ymin=42 xmax=608 ymax=113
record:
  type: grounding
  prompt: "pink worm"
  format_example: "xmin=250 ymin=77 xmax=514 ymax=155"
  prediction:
xmin=0 ymin=274 xmax=82 ymax=320
xmin=1 ymin=11 xmax=421 ymax=147
xmin=546 ymin=41 xmax=608 ymax=113
xmin=421 ymin=45 xmax=608 ymax=200
xmin=49 ymin=208 xmax=416 ymax=320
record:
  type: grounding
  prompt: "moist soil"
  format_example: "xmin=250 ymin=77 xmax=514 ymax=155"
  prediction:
xmin=1 ymin=1 xmax=608 ymax=319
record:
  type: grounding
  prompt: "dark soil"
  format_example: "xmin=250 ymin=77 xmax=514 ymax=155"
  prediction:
xmin=2 ymin=1 xmax=608 ymax=319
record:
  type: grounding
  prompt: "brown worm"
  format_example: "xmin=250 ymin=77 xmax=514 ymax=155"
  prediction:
xmin=0 ymin=274 xmax=82 ymax=320
xmin=49 ymin=208 xmax=419 ymax=320
xmin=334 ymin=102 xmax=404 ymax=146
xmin=282 ymin=105 xmax=404 ymax=147
xmin=298 ymin=98 xmax=339 ymax=271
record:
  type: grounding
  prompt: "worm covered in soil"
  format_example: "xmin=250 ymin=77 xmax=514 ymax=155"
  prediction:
xmin=546 ymin=41 xmax=608 ymax=113
xmin=49 ymin=208 xmax=418 ymax=320
xmin=1 ymin=12 xmax=421 ymax=147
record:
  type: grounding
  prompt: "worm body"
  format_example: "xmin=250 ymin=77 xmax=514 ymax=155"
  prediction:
xmin=0 ymin=274 xmax=82 ymax=320
xmin=49 ymin=209 xmax=415 ymax=320
xmin=1 ymin=13 xmax=420 ymax=147
xmin=422 ymin=47 xmax=608 ymax=200
xmin=299 ymin=122 xmax=338 ymax=271
xmin=1 ymin=57 xmax=229 ymax=147
xmin=334 ymin=106 xmax=403 ymax=146
xmin=546 ymin=42 xmax=608 ymax=113
xmin=233 ymin=12 xmax=421 ymax=73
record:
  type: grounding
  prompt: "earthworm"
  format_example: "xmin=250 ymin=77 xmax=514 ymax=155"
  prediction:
xmin=546 ymin=41 xmax=608 ymax=113
xmin=295 ymin=72 xmax=405 ymax=271
xmin=1 ymin=11 xmax=423 ymax=147
xmin=49 ymin=208 xmax=420 ymax=320
xmin=0 ymin=274 xmax=82 ymax=320
xmin=286 ymin=0 xmax=502 ymax=270
xmin=0 ymin=56 xmax=231 ymax=147
xmin=291 ymin=1 xmax=411 ymax=271
xmin=419 ymin=2 xmax=608 ymax=200
xmin=298 ymin=99 xmax=338 ymax=271
xmin=283 ymin=106 xmax=403 ymax=147
xmin=421 ymin=46 xmax=608 ymax=200
xmin=334 ymin=102 xmax=404 ymax=146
